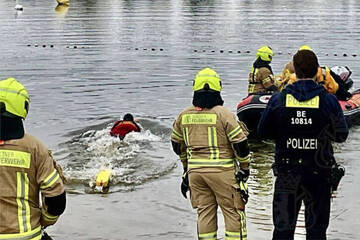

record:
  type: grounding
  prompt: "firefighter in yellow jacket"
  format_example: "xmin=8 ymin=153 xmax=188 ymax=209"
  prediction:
xmin=0 ymin=78 xmax=66 ymax=239
xmin=248 ymin=46 xmax=278 ymax=94
xmin=278 ymin=45 xmax=339 ymax=94
xmin=171 ymin=68 xmax=251 ymax=240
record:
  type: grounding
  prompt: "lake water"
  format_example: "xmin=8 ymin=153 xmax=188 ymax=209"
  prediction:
xmin=0 ymin=0 xmax=359 ymax=239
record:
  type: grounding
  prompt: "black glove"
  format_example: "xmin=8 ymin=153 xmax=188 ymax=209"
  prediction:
xmin=181 ymin=171 xmax=189 ymax=199
xmin=235 ymin=168 xmax=250 ymax=183
xmin=330 ymin=164 xmax=345 ymax=191
xmin=41 ymin=231 xmax=53 ymax=240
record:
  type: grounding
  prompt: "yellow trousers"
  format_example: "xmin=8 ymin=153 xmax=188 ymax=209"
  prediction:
xmin=189 ymin=169 xmax=247 ymax=240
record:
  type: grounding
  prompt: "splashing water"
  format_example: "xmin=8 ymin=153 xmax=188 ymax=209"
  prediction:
xmin=54 ymin=120 xmax=176 ymax=193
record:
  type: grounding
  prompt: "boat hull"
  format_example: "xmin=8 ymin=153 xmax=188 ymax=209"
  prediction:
xmin=237 ymin=90 xmax=360 ymax=137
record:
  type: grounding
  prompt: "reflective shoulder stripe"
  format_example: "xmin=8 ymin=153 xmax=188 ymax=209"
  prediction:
xmin=285 ymin=94 xmax=319 ymax=108
xmin=40 ymin=169 xmax=59 ymax=190
xmin=199 ymin=231 xmax=217 ymax=240
xmin=0 ymin=150 xmax=31 ymax=168
xmin=16 ymin=172 xmax=31 ymax=233
xmin=188 ymin=159 xmax=234 ymax=169
xmin=0 ymin=226 xmax=41 ymax=240
xmin=227 ymin=126 xmax=243 ymax=141
xmin=171 ymin=129 xmax=183 ymax=141
xmin=181 ymin=114 xmax=217 ymax=125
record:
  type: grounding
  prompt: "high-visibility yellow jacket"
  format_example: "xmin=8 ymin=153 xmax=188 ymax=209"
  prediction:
xmin=248 ymin=67 xmax=276 ymax=94
xmin=279 ymin=61 xmax=339 ymax=94
xmin=0 ymin=134 xmax=65 ymax=240
xmin=171 ymin=105 xmax=250 ymax=172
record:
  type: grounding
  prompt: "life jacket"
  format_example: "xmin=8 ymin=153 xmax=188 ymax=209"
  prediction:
xmin=279 ymin=66 xmax=339 ymax=94
xmin=248 ymin=67 xmax=275 ymax=94
xmin=110 ymin=120 xmax=140 ymax=139
xmin=275 ymin=88 xmax=334 ymax=173
xmin=248 ymin=58 xmax=276 ymax=94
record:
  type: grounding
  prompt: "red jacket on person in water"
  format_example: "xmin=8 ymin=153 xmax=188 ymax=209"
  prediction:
xmin=110 ymin=120 xmax=141 ymax=140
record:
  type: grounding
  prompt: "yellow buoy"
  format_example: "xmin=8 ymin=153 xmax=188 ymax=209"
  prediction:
xmin=55 ymin=4 xmax=69 ymax=17
xmin=95 ymin=169 xmax=112 ymax=193
xmin=56 ymin=0 xmax=70 ymax=6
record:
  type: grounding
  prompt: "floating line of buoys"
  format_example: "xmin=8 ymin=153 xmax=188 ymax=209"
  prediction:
xmin=26 ymin=44 xmax=89 ymax=49
xmin=134 ymin=47 xmax=164 ymax=51
xmin=26 ymin=44 xmax=54 ymax=48
xmin=23 ymin=45 xmax=358 ymax=57
xmin=188 ymin=49 xmax=357 ymax=57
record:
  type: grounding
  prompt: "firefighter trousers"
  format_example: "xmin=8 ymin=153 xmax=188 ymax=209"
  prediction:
xmin=272 ymin=172 xmax=332 ymax=240
xmin=189 ymin=169 xmax=247 ymax=240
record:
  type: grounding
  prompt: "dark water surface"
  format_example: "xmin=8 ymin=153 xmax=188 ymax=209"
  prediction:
xmin=0 ymin=0 xmax=360 ymax=239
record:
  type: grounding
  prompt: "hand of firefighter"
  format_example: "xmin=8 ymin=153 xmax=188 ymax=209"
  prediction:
xmin=181 ymin=170 xmax=189 ymax=199
xmin=41 ymin=231 xmax=54 ymax=240
xmin=235 ymin=168 xmax=250 ymax=183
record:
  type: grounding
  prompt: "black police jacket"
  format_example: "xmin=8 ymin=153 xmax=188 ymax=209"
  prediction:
xmin=258 ymin=80 xmax=349 ymax=174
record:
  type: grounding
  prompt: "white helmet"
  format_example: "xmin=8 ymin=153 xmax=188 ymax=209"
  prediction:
xmin=331 ymin=66 xmax=352 ymax=81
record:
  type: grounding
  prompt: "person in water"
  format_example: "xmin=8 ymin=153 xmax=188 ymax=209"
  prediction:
xmin=110 ymin=113 xmax=141 ymax=140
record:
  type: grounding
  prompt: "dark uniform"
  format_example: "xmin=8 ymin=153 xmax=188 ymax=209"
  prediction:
xmin=258 ymin=80 xmax=348 ymax=239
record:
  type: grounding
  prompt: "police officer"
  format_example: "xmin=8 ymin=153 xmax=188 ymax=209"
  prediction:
xmin=0 ymin=78 xmax=66 ymax=239
xmin=171 ymin=68 xmax=251 ymax=240
xmin=248 ymin=46 xmax=277 ymax=94
xmin=258 ymin=50 xmax=349 ymax=239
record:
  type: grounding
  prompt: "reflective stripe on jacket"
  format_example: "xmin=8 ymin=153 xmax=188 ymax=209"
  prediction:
xmin=0 ymin=134 xmax=65 ymax=237
xmin=248 ymin=66 xmax=275 ymax=94
xmin=171 ymin=105 xmax=248 ymax=170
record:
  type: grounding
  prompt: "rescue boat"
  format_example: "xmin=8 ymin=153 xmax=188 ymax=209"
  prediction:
xmin=236 ymin=89 xmax=360 ymax=138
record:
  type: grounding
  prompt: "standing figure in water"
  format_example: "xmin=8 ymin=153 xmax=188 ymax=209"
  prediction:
xmin=258 ymin=49 xmax=348 ymax=239
xmin=110 ymin=113 xmax=141 ymax=140
xmin=171 ymin=68 xmax=250 ymax=240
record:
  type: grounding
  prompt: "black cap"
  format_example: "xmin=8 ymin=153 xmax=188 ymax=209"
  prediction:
xmin=123 ymin=113 xmax=134 ymax=121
